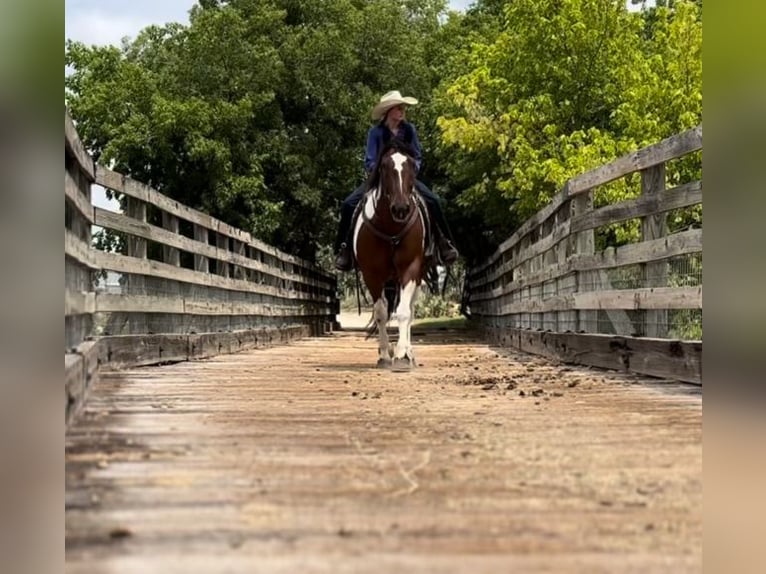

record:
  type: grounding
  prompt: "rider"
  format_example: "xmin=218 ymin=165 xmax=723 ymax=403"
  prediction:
xmin=334 ymin=90 xmax=459 ymax=271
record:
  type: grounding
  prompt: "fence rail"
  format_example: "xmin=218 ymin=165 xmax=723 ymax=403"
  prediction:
xmin=64 ymin=109 xmax=339 ymax=423
xmin=466 ymin=126 xmax=702 ymax=383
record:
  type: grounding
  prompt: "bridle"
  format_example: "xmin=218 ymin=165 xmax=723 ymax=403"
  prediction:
xmin=361 ymin=151 xmax=421 ymax=247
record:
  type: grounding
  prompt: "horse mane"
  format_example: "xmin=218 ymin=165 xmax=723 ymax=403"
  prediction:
xmin=366 ymin=139 xmax=417 ymax=191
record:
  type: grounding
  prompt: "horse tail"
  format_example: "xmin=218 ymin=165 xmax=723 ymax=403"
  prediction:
xmin=364 ymin=311 xmax=377 ymax=340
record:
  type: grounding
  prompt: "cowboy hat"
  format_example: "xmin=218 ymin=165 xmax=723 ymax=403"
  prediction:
xmin=371 ymin=90 xmax=419 ymax=120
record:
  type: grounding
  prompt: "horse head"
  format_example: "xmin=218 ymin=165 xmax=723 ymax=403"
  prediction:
xmin=374 ymin=142 xmax=417 ymax=224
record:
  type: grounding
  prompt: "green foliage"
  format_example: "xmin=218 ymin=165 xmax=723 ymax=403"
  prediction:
xmin=415 ymin=290 xmax=460 ymax=319
xmin=433 ymin=0 xmax=702 ymax=261
xmin=66 ymin=0 xmax=446 ymax=260
xmin=65 ymin=0 xmax=702 ymax=267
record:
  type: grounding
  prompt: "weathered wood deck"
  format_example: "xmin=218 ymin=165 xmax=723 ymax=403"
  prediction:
xmin=65 ymin=324 xmax=701 ymax=573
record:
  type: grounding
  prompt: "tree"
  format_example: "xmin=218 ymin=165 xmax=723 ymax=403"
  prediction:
xmin=65 ymin=0 xmax=449 ymax=261
xmin=434 ymin=0 xmax=701 ymax=257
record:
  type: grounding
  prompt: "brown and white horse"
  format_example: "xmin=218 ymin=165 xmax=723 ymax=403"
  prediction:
xmin=353 ymin=141 xmax=427 ymax=371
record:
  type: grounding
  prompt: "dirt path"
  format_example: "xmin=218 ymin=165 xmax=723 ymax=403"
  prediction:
xmin=66 ymin=325 xmax=701 ymax=573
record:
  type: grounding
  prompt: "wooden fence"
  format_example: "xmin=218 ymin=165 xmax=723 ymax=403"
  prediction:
xmin=64 ymin=109 xmax=339 ymax=423
xmin=465 ymin=127 xmax=702 ymax=383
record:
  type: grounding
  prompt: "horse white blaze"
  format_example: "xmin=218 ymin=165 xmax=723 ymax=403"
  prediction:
xmin=394 ymin=279 xmax=420 ymax=361
xmin=391 ymin=152 xmax=407 ymax=196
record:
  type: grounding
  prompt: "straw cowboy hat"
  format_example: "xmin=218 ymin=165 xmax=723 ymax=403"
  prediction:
xmin=371 ymin=90 xmax=419 ymax=120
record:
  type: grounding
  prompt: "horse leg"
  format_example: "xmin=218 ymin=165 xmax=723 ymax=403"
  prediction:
xmin=391 ymin=279 xmax=420 ymax=371
xmin=373 ymin=293 xmax=391 ymax=368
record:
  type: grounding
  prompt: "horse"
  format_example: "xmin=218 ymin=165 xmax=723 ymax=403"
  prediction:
xmin=353 ymin=140 xmax=427 ymax=372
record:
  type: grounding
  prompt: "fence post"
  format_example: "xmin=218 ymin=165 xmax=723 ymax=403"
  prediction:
xmin=571 ymin=189 xmax=598 ymax=333
xmin=125 ymin=185 xmax=147 ymax=334
xmin=193 ymin=224 xmax=209 ymax=272
xmin=641 ymin=164 xmax=668 ymax=337
xmin=216 ymin=230 xmax=230 ymax=278
xmin=554 ymin=205 xmax=572 ymax=332
xmin=161 ymin=212 xmax=180 ymax=266
xmin=160 ymin=211 xmax=181 ymax=333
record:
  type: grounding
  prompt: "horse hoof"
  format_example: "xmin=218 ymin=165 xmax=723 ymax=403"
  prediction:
xmin=376 ymin=358 xmax=391 ymax=369
xmin=391 ymin=357 xmax=413 ymax=372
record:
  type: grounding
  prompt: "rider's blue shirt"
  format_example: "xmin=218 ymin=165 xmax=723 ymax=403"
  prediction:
xmin=364 ymin=121 xmax=423 ymax=174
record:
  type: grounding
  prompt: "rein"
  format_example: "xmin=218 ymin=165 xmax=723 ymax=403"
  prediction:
xmin=360 ymin=198 xmax=420 ymax=247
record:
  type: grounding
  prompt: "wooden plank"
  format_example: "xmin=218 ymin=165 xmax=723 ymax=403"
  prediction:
xmin=575 ymin=229 xmax=702 ymax=271
xmin=94 ymin=293 xmax=331 ymax=317
xmin=594 ymin=270 xmax=636 ymax=336
xmin=485 ymin=327 xmax=702 ymax=383
xmin=95 ymin=293 xmax=185 ymax=314
xmin=188 ymin=325 xmax=310 ymax=359
xmin=193 ymin=224 xmax=209 ymax=272
xmin=570 ymin=180 xmax=702 ymax=233
xmin=65 ymin=170 xmax=94 ymax=223
xmin=568 ymin=126 xmax=702 ymax=195
xmin=471 ymin=186 xmax=571 ymax=276
xmin=125 ymin=196 xmax=147 ymax=260
xmin=573 ymin=286 xmax=701 ymax=311
xmin=161 ymin=212 xmax=181 ymax=266
xmin=65 ymin=229 xmax=99 ymax=270
xmin=65 ymin=341 xmax=100 ymax=425
xmin=185 ymin=299 xmax=304 ymax=317
xmin=64 ymin=110 xmax=95 ymax=180
xmin=472 ymin=219 xmax=572 ymax=290
xmin=97 ymin=167 xmax=325 ymax=274
xmin=465 ymin=127 xmax=702 ymax=279
xmin=94 ymin=207 xmax=331 ymax=290
xmin=66 ymin=289 xmax=96 ymax=316
xmin=514 ymin=219 xmax=571 ymax=272
xmin=66 ymin=326 xmax=701 ymax=573
xmin=98 ymin=325 xmax=314 ymax=367
xmin=470 ymin=229 xmax=703 ymax=305
xmin=64 ymin=353 xmax=84 ymax=424
xmin=92 ymin=250 xmax=332 ymax=303
xmin=215 ymin=232 xmax=230 ymax=278
xmin=642 ymin=164 xmax=669 ymax=337
xmin=486 ymin=286 xmax=700 ymax=315
xmin=95 ymin=164 xmax=124 ymax=193
xmin=123 ymin=195 xmax=148 ymax=332
xmin=567 ymin=192 xmax=596 ymax=333
xmin=99 ymin=334 xmax=190 ymax=367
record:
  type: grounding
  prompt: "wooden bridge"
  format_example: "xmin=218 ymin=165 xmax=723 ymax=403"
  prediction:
xmin=65 ymin=111 xmax=702 ymax=572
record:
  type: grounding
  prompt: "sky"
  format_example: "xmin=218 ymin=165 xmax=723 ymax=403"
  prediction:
xmin=66 ymin=0 xmax=476 ymax=47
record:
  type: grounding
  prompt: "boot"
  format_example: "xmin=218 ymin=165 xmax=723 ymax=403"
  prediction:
xmin=335 ymin=242 xmax=353 ymax=272
xmin=438 ymin=235 xmax=459 ymax=265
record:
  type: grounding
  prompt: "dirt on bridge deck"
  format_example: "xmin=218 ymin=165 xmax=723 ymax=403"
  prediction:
xmin=65 ymin=321 xmax=702 ymax=573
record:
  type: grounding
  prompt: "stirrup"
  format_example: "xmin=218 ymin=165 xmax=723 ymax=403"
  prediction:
xmin=438 ymin=238 xmax=458 ymax=265
xmin=335 ymin=243 xmax=353 ymax=271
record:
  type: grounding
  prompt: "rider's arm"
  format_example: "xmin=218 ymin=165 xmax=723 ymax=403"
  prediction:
xmin=364 ymin=127 xmax=381 ymax=173
xmin=408 ymin=123 xmax=423 ymax=173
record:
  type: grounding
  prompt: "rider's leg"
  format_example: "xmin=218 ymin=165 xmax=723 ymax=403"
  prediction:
xmin=335 ymin=183 xmax=367 ymax=271
xmin=415 ymin=180 xmax=459 ymax=265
